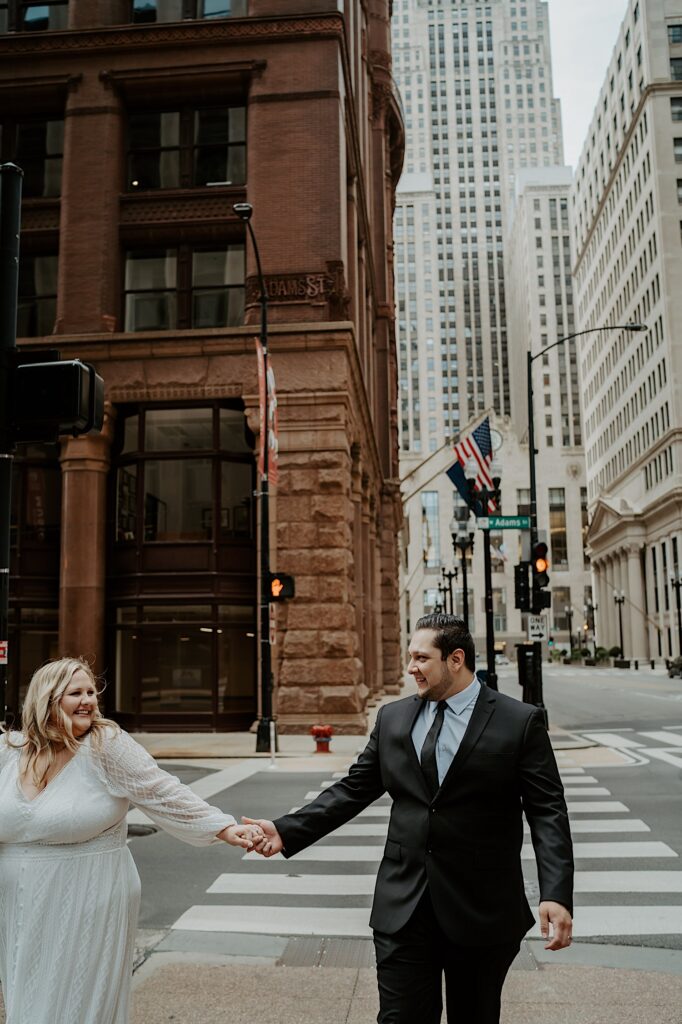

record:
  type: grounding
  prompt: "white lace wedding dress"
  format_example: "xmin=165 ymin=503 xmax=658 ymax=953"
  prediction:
xmin=0 ymin=728 xmax=236 ymax=1024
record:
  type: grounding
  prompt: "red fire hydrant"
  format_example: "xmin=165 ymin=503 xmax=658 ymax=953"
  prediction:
xmin=311 ymin=724 xmax=333 ymax=753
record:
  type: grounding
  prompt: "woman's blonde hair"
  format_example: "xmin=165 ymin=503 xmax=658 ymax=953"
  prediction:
xmin=5 ymin=657 xmax=119 ymax=787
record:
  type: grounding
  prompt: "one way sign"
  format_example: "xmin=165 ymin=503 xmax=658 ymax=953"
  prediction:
xmin=527 ymin=615 xmax=547 ymax=642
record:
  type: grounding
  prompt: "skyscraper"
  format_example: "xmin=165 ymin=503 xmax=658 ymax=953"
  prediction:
xmin=572 ymin=0 xmax=682 ymax=662
xmin=393 ymin=1 xmax=589 ymax=654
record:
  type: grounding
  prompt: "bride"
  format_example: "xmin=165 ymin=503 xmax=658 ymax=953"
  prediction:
xmin=0 ymin=657 xmax=261 ymax=1024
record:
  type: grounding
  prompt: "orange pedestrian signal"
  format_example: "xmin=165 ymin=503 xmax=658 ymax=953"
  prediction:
xmin=267 ymin=572 xmax=295 ymax=601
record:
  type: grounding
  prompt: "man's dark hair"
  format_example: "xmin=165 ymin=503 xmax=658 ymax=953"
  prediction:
xmin=414 ymin=613 xmax=476 ymax=672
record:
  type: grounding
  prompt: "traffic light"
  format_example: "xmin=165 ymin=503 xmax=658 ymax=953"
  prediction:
xmin=10 ymin=356 xmax=104 ymax=443
xmin=267 ymin=572 xmax=295 ymax=601
xmin=531 ymin=541 xmax=551 ymax=612
xmin=514 ymin=561 xmax=531 ymax=612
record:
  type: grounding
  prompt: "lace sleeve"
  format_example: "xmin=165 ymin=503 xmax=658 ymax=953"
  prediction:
xmin=90 ymin=728 xmax=236 ymax=846
xmin=0 ymin=731 xmax=23 ymax=771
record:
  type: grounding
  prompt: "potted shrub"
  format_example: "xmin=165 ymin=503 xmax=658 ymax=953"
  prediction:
xmin=609 ymin=645 xmax=630 ymax=669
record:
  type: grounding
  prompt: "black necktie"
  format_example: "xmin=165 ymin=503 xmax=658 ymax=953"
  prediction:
xmin=420 ymin=700 xmax=448 ymax=796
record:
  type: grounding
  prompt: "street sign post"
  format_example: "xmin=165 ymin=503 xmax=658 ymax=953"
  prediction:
xmin=527 ymin=615 xmax=548 ymax=643
xmin=477 ymin=515 xmax=531 ymax=530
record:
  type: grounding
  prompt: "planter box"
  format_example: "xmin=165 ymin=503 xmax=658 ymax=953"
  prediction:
xmin=614 ymin=658 xmax=631 ymax=669
xmin=583 ymin=658 xmax=596 ymax=666
xmin=563 ymin=658 xmax=572 ymax=665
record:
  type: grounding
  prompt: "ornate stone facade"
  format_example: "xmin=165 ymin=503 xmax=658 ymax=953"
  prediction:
xmin=4 ymin=0 xmax=404 ymax=733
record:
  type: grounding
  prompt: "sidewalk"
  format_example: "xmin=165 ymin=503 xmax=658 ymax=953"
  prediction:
xmin=128 ymin=941 xmax=682 ymax=1024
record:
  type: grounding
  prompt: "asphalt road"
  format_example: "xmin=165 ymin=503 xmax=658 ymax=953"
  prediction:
xmin=129 ymin=665 xmax=682 ymax=953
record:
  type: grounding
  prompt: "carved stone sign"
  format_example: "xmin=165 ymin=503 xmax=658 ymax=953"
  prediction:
xmin=246 ymin=272 xmax=333 ymax=305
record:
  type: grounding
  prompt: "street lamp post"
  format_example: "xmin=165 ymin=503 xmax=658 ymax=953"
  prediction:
xmin=463 ymin=457 xmax=502 ymax=693
xmin=613 ymin=590 xmax=625 ymax=659
xmin=233 ymin=202 xmax=274 ymax=753
xmin=565 ymin=605 xmax=574 ymax=655
xmin=671 ymin=575 xmax=682 ymax=657
xmin=451 ymin=514 xmax=474 ymax=632
xmin=526 ymin=322 xmax=646 ymax=716
xmin=441 ymin=566 xmax=458 ymax=616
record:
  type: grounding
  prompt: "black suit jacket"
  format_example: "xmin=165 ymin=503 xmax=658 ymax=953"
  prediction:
xmin=274 ymin=685 xmax=573 ymax=946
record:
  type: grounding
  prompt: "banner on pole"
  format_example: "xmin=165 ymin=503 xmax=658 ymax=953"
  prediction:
xmin=255 ymin=338 xmax=279 ymax=485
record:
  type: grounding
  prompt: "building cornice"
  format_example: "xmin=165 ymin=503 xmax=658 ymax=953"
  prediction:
xmin=0 ymin=14 xmax=346 ymax=56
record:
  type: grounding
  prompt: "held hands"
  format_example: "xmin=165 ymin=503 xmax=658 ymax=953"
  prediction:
xmin=539 ymin=900 xmax=573 ymax=950
xmin=217 ymin=823 xmax=264 ymax=850
xmin=241 ymin=816 xmax=284 ymax=857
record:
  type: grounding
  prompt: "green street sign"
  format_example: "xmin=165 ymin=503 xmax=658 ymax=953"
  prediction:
xmin=476 ymin=515 xmax=531 ymax=530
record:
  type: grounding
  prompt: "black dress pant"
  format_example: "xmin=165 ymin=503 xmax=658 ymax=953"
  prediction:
xmin=373 ymin=890 xmax=520 ymax=1024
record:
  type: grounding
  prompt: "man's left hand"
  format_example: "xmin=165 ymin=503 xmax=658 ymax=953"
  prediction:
xmin=538 ymin=900 xmax=572 ymax=950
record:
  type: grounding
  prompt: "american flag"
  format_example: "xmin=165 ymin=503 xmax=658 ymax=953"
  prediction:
xmin=446 ymin=417 xmax=498 ymax=514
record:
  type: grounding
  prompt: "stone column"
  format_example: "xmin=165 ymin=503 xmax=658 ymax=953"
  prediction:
xmin=626 ymin=544 xmax=648 ymax=661
xmin=604 ymin=555 xmax=616 ymax=649
xmin=58 ymin=406 xmax=115 ymax=671
xmin=380 ymin=480 xmax=402 ymax=694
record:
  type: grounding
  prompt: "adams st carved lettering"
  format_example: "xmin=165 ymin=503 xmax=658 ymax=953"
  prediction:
xmin=247 ymin=273 xmax=332 ymax=304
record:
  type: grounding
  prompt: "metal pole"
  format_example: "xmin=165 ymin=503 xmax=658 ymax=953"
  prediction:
xmin=673 ymin=580 xmax=682 ymax=658
xmin=460 ymin=542 xmax=469 ymax=631
xmin=482 ymin=528 xmax=497 ymax=691
xmin=526 ymin=349 xmax=547 ymax=724
xmin=0 ymin=164 xmax=22 ymax=727
xmin=617 ymin=596 xmax=624 ymax=659
xmin=244 ymin=216 xmax=275 ymax=754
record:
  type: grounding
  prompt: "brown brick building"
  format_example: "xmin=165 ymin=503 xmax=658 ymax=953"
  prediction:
xmin=2 ymin=0 xmax=404 ymax=733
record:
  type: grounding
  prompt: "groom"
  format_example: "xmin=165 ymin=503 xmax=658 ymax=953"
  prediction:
xmin=245 ymin=613 xmax=573 ymax=1023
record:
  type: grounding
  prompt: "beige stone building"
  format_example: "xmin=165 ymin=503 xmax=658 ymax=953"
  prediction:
xmin=571 ymin=0 xmax=682 ymax=661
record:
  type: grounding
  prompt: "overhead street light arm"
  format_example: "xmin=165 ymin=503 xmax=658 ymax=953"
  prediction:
xmin=529 ymin=322 xmax=647 ymax=364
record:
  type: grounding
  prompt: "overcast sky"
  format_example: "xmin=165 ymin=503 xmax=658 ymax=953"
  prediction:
xmin=546 ymin=0 xmax=629 ymax=169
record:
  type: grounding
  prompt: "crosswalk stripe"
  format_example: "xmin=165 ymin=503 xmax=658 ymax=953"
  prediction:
xmin=567 ymin=841 xmax=677 ymax=859
xmin=563 ymin=787 xmax=612 ymax=796
xmin=567 ymin=801 xmax=629 ymax=813
xmin=172 ymin=905 xmax=372 ymax=936
xmin=644 ymin=749 xmax=682 ymax=769
xmin=529 ymin=819 xmax=649 ymax=834
xmin=574 ymin=871 xmax=682 ymax=893
xmin=242 ymin=840 xmax=677 ymax=863
xmin=558 ymin=776 xmax=598 ymax=784
xmin=207 ymin=868 xmax=682 ymax=896
xmin=171 ymin=903 xmax=682 ymax=939
xmin=207 ymin=874 xmax=376 ymax=895
xmin=328 ymin=819 xmax=650 ymax=838
xmin=529 ymin=906 xmax=682 ymax=937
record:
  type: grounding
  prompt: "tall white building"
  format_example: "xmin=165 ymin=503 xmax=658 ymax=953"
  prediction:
xmin=393 ymin=0 xmax=590 ymax=653
xmin=571 ymin=0 xmax=682 ymax=661
xmin=506 ymin=167 xmax=592 ymax=646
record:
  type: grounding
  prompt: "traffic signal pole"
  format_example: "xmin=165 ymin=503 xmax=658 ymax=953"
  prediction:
xmin=0 ymin=164 xmax=22 ymax=725
xmin=526 ymin=349 xmax=547 ymax=725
